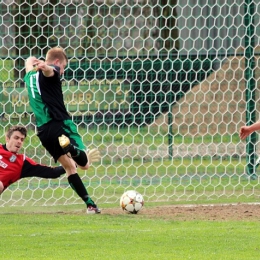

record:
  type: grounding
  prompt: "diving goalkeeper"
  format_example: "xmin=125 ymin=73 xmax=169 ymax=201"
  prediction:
xmin=0 ymin=125 xmax=65 ymax=194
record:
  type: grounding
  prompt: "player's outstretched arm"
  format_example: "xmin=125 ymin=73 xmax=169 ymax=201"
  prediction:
xmin=240 ymin=121 xmax=260 ymax=140
xmin=21 ymin=158 xmax=66 ymax=179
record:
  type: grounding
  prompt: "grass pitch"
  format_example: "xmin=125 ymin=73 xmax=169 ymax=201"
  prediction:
xmin=1 ymin=206 xmax=260 ymax=260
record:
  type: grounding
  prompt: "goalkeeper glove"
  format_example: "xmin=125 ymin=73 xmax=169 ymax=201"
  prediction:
xmin=87 ymin=148 xmax=101 ymax=164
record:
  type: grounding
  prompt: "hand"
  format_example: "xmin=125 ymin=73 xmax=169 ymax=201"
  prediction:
xmin=239 ymin=126 xmax=252 ymax=140
xmin=26 ymin=56 xmax=38 ymax=65
xmin=34 ymin=60 xmax=48 ymax=70
xmin=25 ymin=56 xmax=40 ymax=73
xmin=87 ymin=148 xmax=101 ymax=164
xmin=34 ymin=60 xmax=55 ymax=77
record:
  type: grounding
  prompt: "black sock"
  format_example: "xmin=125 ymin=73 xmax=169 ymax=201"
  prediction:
xmin=67 ymin=174 xmax=93 ymax=206
xmin=68 ymin=146 xmax=88 ymax=167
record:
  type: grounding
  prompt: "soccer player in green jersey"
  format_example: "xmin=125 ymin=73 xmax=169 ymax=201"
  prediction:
xmin=24 ymin=47 xmax=101 ymax=214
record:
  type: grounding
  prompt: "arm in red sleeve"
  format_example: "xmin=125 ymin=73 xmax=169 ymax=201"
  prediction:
xmin=20 ymin=157 xmax=66 ymax=179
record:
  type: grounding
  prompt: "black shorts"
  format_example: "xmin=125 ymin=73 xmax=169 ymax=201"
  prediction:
xmin=37 ymin=119 xmax=85 ymax=163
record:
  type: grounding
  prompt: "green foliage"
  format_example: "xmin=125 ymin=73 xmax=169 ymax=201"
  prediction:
xmin=0 ymin=60 xmax=14 ymax=83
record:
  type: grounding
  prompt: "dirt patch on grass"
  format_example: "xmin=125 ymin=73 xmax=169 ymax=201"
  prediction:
xmin=101 ymin=203 xmax=260 ymax=221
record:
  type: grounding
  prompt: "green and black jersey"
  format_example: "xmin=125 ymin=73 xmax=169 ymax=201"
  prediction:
xmin=24 ymin=66 xmax=70 ymax=127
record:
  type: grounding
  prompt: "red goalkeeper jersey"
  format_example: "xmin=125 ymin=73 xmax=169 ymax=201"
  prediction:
xmin=0 ymin=144 xmax=65 ymax=190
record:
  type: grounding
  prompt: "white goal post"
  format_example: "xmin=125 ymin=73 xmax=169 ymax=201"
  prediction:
xmin=1 ymin=0 xmax=260 ymax=207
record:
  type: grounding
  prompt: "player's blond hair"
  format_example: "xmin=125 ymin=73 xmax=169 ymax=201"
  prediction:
xmin=46 ymin=47 xmax=68 ymax=63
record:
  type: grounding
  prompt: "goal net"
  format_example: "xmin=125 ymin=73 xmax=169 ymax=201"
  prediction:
xmin=1 ymin=0 xmax=260 ymax=207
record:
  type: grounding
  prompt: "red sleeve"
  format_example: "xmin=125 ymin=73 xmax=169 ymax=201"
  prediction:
xmin=24 ymin=156 xmax=37 ymax=165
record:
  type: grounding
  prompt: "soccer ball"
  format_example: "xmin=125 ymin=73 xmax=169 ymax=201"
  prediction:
xmin=120 ymin=190 xmax=144 ymax=214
